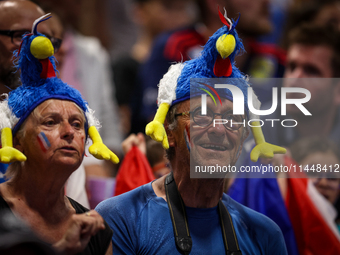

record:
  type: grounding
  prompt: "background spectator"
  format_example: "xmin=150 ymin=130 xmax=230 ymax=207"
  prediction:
xmin=290 ymin=137 xmax=340 ymax=230
xmin=112 ymin=0 xmax=195 ymax=136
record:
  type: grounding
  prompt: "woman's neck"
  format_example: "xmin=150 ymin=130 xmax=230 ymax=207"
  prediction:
xmin=3 ymin=164 xmax=73 ymax=216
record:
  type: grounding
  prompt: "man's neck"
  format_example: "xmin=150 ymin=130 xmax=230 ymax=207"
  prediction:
xmin=174 ymin=170 xmax=224 ymax=208
xmin=131 ymin=33 xmax=153 ymax=63
xmin=152 ymin=166 xmax=225 ymax=209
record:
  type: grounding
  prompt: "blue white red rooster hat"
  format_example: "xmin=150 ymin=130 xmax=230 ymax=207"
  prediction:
xmin=146 ymin=8 xmax=286 ymax=162
xmin=0 ymin=14 xmax=119 ymax=164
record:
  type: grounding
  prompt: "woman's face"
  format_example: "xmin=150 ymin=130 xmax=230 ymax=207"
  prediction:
xmin=16 ymin=100 xmax=86 ymax=170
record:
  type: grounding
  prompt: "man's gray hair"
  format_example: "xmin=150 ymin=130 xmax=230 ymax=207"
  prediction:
xmin=166 ymin=104 xmax=178 ymax=131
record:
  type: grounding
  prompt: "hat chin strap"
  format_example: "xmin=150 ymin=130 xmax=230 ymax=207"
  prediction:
xmin=0 ymin=127 xmax=26 ymax=163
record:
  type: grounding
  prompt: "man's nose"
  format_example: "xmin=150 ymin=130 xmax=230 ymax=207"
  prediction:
xmin=208 ymin=115 xmax=226 ymax=135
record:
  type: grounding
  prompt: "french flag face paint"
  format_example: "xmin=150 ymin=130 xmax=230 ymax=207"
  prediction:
xmin=37 ymin=132 xmax=51 ymax=152
xmin=184 ymin=125 xmax=192 ymax=152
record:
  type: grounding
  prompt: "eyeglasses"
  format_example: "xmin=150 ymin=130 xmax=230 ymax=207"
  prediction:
xmin=0 ymin=29 xmax=30 ymax=46
xmin=48 ymin=37 xmax=62 ymax=53
xmin=0 ymin=29 xmax=62 ymax=53
xmin=175 ymin=107 xmax=244 ymax=131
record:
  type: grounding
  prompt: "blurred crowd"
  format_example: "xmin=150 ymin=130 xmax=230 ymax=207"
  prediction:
xmin=1 ymin=0 xmax=340 ymax=254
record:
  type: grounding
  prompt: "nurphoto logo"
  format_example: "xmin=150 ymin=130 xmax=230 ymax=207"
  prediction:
xmin=199 ymin=83 xmax=311 ymax=128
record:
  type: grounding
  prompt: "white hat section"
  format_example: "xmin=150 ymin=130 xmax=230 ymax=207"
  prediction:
xmin=0 ymin=94 xmax=19 ymax=130
xmin=157 ymin=63 xmax=184 ymax=106
xmin=86 ymin=106 xmax=101 ymax=130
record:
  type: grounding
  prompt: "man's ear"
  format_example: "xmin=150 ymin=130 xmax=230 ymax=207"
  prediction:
xmin=164 ymin=119 xmax=175 ymax=147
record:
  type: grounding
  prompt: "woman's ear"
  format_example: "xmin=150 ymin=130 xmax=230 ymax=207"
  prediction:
xmin=13 ymin=136 xmax=24 ymax=152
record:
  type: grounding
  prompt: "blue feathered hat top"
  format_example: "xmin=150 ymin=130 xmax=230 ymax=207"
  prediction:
xmin=156 ymin=8 xmax=258 ymax=115
xmin=6 ymin=14 xmax=90 ymax=134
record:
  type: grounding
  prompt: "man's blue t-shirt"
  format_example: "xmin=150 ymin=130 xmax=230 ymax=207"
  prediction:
xmin=96 ymin=182 xmax=287 ymax=255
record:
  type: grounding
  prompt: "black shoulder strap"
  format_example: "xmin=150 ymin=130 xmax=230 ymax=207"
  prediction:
xmin=218 ymin=200 xmax=242 ymax=255
xmin=164 ymin=172 xmax=242 ymax=255
xmin=165 ymin=172 xmax=192 ymax=255
xmin=66 ymin=196 xmax=89 ymax=214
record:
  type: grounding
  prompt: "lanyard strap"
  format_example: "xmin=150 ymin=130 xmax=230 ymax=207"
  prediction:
xmin=164 ymin=173 xmax=242 ymax=255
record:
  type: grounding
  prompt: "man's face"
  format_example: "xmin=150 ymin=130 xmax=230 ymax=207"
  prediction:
xmin=224 ymin=0 xmax=272 ymax=36
xmin=283 ymin=44 xmax=339 ymax=117
xmin=284 ymin=44 xmax=333 ymax=79
xmin=0 ymin=1 xmax=51 ymax=88
xmin=169 ymin=97 xmax=247 ymax=169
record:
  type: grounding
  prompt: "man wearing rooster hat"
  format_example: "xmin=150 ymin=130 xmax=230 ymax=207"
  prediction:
xmin=96 ymin=9 xmax=287 ymax=255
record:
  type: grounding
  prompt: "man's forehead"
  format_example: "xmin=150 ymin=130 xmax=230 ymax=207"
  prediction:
xmin=0 ymin=1 xmax=47 ymax=32
xmin=188 ymin=96 xmax=233 ymax=109
xmin=288 ymin=43 xmax=333 ymax=59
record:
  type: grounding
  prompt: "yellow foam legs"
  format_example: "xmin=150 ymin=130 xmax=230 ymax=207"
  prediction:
xmin=145 ymin=106 xmax=286 ymax=161
xmin=145 ymin=103 xmax=170 ymax=149
xmin=0 ymin=127 xmax=27 ymax=163
xmin=88 ymin=126 xmax=119 ymax=164
xmin=250 ymin=121 xmax=286 ymax=162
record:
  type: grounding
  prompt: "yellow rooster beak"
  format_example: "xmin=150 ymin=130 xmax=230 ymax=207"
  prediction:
xmin=216 ymin=34 xmax=236 ymax=59
xmin=30 ymin=36 xmax=54 ymax=59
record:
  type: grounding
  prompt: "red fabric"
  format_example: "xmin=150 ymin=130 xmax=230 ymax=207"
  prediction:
xmin=214 ymin=55 xmax=232 ymax=77
xmin=115 ymin=146 xmax=155 ymax=196
xmin=39 ymin=59 xmax=56 ymax=79
xmin=164 ymin=29 xmax=205 ymax=61
xmin=248 ymin=40 xmax=287 ymax=65
xmin=285 ymin=157 xmax=340 ymax=255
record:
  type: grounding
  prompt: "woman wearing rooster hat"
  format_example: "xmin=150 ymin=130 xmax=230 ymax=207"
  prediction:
xmin=0 ymin=14 xmax=117 ymax=254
